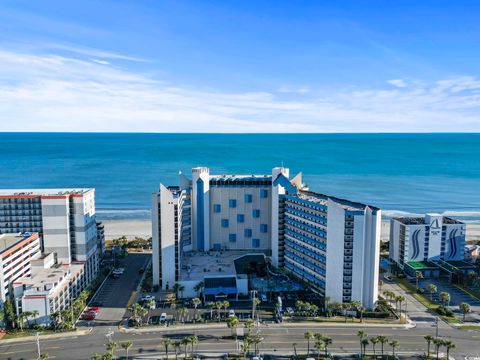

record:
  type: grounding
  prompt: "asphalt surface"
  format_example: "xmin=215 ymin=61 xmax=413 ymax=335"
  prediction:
xmin=1 ymin=321 xmax=479 ymax=359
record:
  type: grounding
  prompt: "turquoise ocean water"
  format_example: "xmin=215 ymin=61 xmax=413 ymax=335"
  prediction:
xmin=1 ymin=133 xmax=479 ymax=222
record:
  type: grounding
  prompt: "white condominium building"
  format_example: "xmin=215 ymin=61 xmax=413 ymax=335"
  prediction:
xmin=389 ymin=214 xmax=471 ymax=278
xmin=152 ymin=167 xmax=381 ymax=309
xmin=0 ymin=233 xmax=42 ymax=304
xmin=0 ymin=189 xmax=103 ymax=284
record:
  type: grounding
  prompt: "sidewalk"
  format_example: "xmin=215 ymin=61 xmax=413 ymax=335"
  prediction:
xmin=0 ymin=327 xmax=92 ymax=344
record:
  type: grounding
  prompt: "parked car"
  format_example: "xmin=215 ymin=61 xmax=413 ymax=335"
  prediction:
xmin=141 ymin=295 xmax=155 ymax=302
xmin=260 ymin=294 xmax=268 ymax=302
xmin=87 ymin=307 xmax=100 ymax=313
xmin=228 ymin=309 xmax=235 ymax=318
xmin=160 ymin=313 xmax=167 ymax=322
xmin=81 ymin=312 xmax=96 ymax=320
xmin=383 ymin=274 xmax=392 ymax=281
xmin=285 ymin=307 xmax=294 ymax=314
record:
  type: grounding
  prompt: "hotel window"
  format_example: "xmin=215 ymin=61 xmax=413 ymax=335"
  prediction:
xmin=245 ymin=228 xmax=252 ymax=238
xmin=245 ymin=194 xmax=253 ymax=203
xmin=252 ymin=209 xmax=260 ymax=218
xmin=213 ymin=204 xmax=221 ymax=213
xmin=260 ymin=189 xmax=268 ymax=198
xmin=237 ymin=214 xmax=245 ymax=223
xmin=229 ymin=199 xmax=237 ymax=208
xmin=229 ymin=234 xmax=236 ymax=242
xmin=221 ymin=219 xmax=229 ymax=228
xmin=260 ymin=224 xmax=268 ymax=233
xmin=252 ymin=238 xmax=260 ymax=248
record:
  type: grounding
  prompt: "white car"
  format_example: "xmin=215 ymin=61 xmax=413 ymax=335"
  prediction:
xmin=228 ymin=309 xmax=235 ymax=318
xmin=141 ymin=295 xmax=155 ymax=302
xmin=260 ymin=294 xmax=267 ymax=302
xmin=160 ymin=313 xmax=167 ymax=322
xmin=285 ymin=307 xmax=294 ymax=314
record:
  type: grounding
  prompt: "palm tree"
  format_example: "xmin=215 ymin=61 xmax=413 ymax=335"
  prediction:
xmin=460 ymin=302 xmax=470 ymax=321
xmin=361 ymin=339 xmax=369 ymax=358
xmin=161 ymin=338 xmax=172 ymax=359
xmin=252 ymin=298 xmax=261 ymax=319
xmin=222 ymin=300 xmax=230 ymax=319
xmin=189 ymin=335 xmax=199 ymax=357
xmin=322 ymin=335 xmax=332 ymax=357
xmin=181 ymin=337 xmax=190 ymax=359
xmin=378 ymin=279 xmax=384 ymax=294
xmin=415 ymin=270 xmax=423 ymax=290
xmin=121 ymin=341 xmax=133 ymax=360
xmin=351 ymin=300 xmax=363 ymax=322
xmin=207 ymin=302 xmax=215 ymax=320
xmin=106 ymin=340 xmax=118 ymax=357
xmin=433 ymin=338 xmax=443 ymax=360
xmin=439 ymin=292 xmax=450 ymax=307
xmin=215 ymin=301 xmax=223 ymax=321
xmin=31 ymin=310 xmax=40 ymax=325
xmin=240 ymin=338 xmax=251 ymax=360
xmin=227 ymin=316 xmax=240 ymax=339
xmin=40 ymin=354 xmax=49 ymax=360
xmin=444 ymin=340 xmax=456 ymax=359
xmin=173 ymin=283 xmax=182 ymax=299
xmin=17 ymin=312 xmax=28 ymax=331
xmin=90 ymin=355 xmax=102 ymax=360
xmin=396 ymin=295 xmax=405 ymax=314
xmin=370 ymin=336 xmax=379 ymax=356
xmin=427 ymin=284 xmax=437 ymax=301
xmin=178 ymin=307 xmax=189 ymax=324
xmin=377 ymin=335 xmax=388 ymax=357
xmin=304 ymin=331 xmax=314 ymax=355
xmin=193 ymin=281 xmax=205 ymax=297
xmin=192 ymin=297 xmax=201 ymax=322
xmin=245 ymin=319 xmax=255 ymax=334
xmin=424 ymin=335 xmax=434 ymax=358
xmin=314 ymin=339 xmax=325 ymax=360
xmin=173 ymin=341 xmax=181 ymax=360
xmin=342 ymin=302 xmax=350 ymax=323
xmin=467 ymin=271 xmax=478 ymax=285
xmin=390 ymin=340 xmax=399 ymax=357
xmin=324 ymin=295 xmax=331 ymax=313
xmin=357 ymin=330 xmax=366 ymax=356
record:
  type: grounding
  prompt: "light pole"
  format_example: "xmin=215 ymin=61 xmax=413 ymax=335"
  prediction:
xmin=36 ymin=332 xmax=41 ymax=359
xmin=435 ymin=317 xmax=439 ymax=337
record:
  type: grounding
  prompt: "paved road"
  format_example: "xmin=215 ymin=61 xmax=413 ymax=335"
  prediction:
xmin=1 ymin=320 xmax=479 ymax=359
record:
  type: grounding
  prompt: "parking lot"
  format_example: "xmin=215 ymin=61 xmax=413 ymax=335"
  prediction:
xmin=79 ymin=253 xmax=150 ymax=326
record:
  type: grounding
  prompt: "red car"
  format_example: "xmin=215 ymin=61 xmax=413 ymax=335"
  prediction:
xmin=81 ymin=313 xmax=96 ymax=320
xmin=88 ymin=307 xmax=100 ymax=313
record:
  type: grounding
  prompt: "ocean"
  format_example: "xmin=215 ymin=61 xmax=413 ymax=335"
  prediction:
xmin=1 ymin=133 xmax=480 ymax=222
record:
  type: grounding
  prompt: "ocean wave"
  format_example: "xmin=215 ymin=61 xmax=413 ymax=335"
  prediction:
xmin=96 ymin=209 xmax=151 ymax=220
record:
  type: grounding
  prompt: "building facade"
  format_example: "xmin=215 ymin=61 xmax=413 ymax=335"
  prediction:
xmin=152 ymin=167 xmax=381 ymax=308
xmin=0 ymin=233 xmax=42 ymax=303
xmin=0 ymin=189 xmax=103 ymax=285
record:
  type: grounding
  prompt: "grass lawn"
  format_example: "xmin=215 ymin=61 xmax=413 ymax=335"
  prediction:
xmin=2 ymin=328 xmax=75 ymax=340
xmin=458 ymin=324 xmax=480 ymax=330
xmin=288 ymin=316 xmax=398 ymax=324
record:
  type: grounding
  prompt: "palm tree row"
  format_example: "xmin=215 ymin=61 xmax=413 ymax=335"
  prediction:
xmin=304 ymin=331 xmax=333 ymax=359
xmin=357 ymin=330 xmax=399 ymax=358
xmin=424 ymin=335 xmax=455 ymax=360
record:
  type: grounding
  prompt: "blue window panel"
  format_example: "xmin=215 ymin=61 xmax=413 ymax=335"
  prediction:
xmin=229 ymin=199 xmax=237 ymax=208
xmin=213 ymin=204 xmax=221 ymax=213
xmin=237 ymin=214 xmax=245 ymax=223
xmin=221 ymin=219 xmax=229 ymax=228
xmin=260 ymin=189 xmax=268 ymax=198
xmin=245 ymin=194 xmax=253 ymax=203
xmin=260 ymin=224 xmax=268 ymax=233
xmin=229 ymin=233 xmax=236 ymax=242
xmin=244 ymin=229 xmax=252 ymax=238
xmin=252 ymin=238 xmax=260 ymax=248
xmin=252 ymin=209 xmax=260 ymax=218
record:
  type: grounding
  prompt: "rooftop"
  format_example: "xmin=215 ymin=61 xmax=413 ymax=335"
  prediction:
xmin=297 ymin=190 xmax=379 ymax=212
xmin=179 ymin=250 xmax=263 ymax=281
xmin=395 ymin=216 xmax=464 ymax=225
xmin=0 ymin=233 xmax=39 ymax=253
xmin=0 ymin=188 xmax=94 ymax=197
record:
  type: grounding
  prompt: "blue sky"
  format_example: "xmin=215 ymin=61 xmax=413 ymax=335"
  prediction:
xmin=1 ymin=0 xmax=480 ymax=132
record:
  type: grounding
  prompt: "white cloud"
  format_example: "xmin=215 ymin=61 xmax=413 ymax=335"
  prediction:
xmin=387 ymin=79 xmax=407 ymax=88
xmin=0 ymin=49 xmax=480 ymax=132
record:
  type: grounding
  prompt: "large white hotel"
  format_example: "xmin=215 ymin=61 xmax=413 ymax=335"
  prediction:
xmin=152 ymin=167 xmax=381 ymax=308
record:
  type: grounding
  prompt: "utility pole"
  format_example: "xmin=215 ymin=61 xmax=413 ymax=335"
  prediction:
xmin=36 ymin=332 xmax=41 ymax=359
xmin=435 ymin=317 xmax=439 ymax=337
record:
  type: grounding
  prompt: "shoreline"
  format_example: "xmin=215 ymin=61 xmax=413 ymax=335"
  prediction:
xmin=101 ymin=218 xmax=480 ymax=243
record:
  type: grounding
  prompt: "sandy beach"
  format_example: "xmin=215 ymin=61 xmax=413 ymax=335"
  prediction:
xmin=102 ymin=219 xmax=152 ymax=240
xmin=102 ymin=218 xmax=480 ymax=243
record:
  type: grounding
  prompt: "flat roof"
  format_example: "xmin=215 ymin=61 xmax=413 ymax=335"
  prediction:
xmin=18 ymin=263 xmax=84 ymax=293
xmin=0 ymin=188 xmax=94 ymax=197
xmin=297 ymin=190 xmax=379 ymax=212
xmin=0 ymin=233 xmax=39 ymax=253
xmin=395 ymin=216 xmax=464 ymax=225
xmin=406 ymin=260 xmax=438 ymax=270
xmin=179 ymin=250 xmax=261 ymax=281
xmin=446 ymin=260 xmax=475 ymax=269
